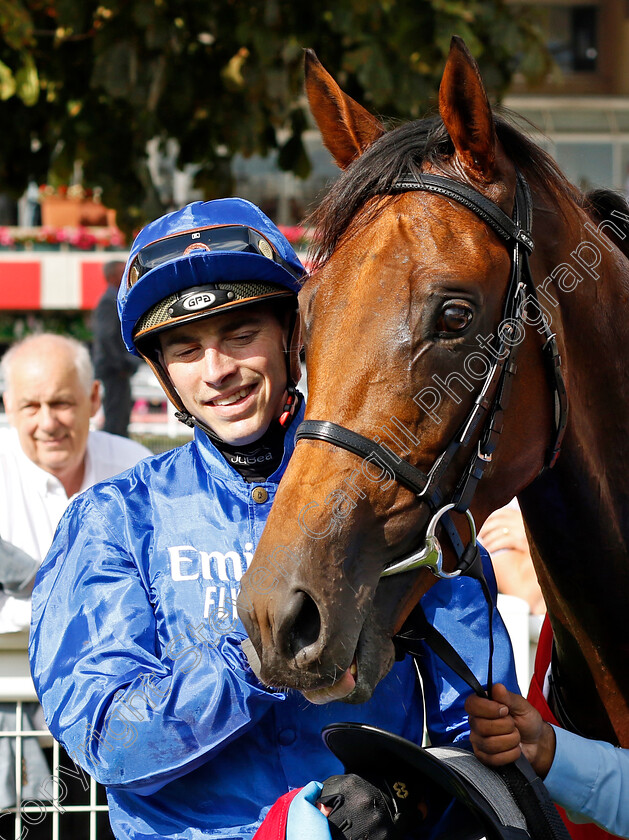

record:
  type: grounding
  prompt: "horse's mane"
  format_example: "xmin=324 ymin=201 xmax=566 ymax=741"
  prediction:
xmin=308 ymin=111 xmax=629 ymax=269
xmin=584 ymin=188 xmax=629 ymax=261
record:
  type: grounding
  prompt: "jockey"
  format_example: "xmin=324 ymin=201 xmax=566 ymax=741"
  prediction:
xmin=29 ymin=198 xmax=518 ymax=840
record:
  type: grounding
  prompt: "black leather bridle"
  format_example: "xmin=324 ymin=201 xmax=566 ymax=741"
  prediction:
xmin=295 ymin=170 xmax=568 ymax=579
xmin=294 ymin=173 xmax=574 ymax=825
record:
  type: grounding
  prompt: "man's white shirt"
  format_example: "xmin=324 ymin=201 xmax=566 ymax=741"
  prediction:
xmin=0 ymin=428 xmax=151 ymax=633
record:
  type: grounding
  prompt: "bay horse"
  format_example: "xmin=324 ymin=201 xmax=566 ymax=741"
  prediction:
xmin=238 ymin=37 xmax=629 ymax=747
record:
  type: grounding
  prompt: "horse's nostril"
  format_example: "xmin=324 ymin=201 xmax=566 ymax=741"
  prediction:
xmin=286 ymin=590 xmax=322 ymax=658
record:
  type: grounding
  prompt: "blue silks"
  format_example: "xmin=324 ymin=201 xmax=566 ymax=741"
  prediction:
xmin=30 ymin=402 xmax=517 ymax=839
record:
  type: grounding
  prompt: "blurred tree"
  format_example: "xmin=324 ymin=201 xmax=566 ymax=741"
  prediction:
xmin=0 ymin=0 xmax=551 ymax=231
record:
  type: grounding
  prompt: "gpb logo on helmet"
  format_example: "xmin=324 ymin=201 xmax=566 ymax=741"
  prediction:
xmin=183 ymin=242 xmax=211 ymax=254
xmin=181 ymin=292 xmax=217 ymax=311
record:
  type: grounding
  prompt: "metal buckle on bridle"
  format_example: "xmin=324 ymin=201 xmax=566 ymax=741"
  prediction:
xmin=381 ymin=503 xmax=476 ymax=580
xmin=476 ymin=441 xmax=492 ymax=463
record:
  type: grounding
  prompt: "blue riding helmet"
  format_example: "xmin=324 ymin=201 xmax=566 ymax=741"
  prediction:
xmin=117 ymin=198 xmax=306 ymax=435
xmin=118 ymin=198 xmax=306 ymax=356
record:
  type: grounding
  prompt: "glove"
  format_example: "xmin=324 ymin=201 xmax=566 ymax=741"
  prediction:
xmin=317 ymin=772 xmax=426 ymax=840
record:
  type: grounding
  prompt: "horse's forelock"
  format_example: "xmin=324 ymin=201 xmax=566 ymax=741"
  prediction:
xmin=307 ymin=115 xmax=449 ymax=269
xmin=307 ymin=111 xmax=583 ymax=271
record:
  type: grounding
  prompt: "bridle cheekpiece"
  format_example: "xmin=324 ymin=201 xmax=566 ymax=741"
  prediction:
xmin=295 ymin=170 xmax=568 ymax=580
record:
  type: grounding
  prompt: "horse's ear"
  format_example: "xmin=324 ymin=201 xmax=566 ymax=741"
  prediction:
xmin=439 ymin=36 xmax=497 ymax=179
xmin=305 ymin=49 xmax=385 ymax=170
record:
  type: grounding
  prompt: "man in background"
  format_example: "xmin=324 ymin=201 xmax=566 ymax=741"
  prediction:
xmin=0 ymin=333 xmax=150 ymax=836
xmin=0 ymin=332 xmax=151 ymax=633
xmin=92 ymin=260 xmax=141 ymax=436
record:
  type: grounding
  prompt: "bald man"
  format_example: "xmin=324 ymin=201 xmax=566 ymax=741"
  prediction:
xmin=0 ymin=333 xmax=150 ymax=634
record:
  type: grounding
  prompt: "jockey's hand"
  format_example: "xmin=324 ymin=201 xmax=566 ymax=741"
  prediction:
xmin=465 ymin=683 xmax=556 ymax=778
xmin=317 ymin=772 xmax=426 ymax=840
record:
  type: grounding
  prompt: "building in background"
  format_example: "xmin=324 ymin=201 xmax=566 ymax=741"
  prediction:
xmin=506 ymin=1 xmax=629 ymax=194
xmin=229 ymin=2 xmax=629 ymax=218
xmin=2 ymin=2 xmax=628 ymax=344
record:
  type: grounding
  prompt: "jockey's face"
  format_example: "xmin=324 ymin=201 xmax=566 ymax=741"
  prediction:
xmin=159 ymin=304 xmax=288 ymax=445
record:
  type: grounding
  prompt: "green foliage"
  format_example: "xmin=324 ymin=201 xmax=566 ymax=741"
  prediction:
xmin=0 ymin=0 xmax=551 ymax=231
xmin=0 ymin=309 xmax=92 ymax=344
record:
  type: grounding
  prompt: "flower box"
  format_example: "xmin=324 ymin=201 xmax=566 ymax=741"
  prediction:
xmin=0 ymin=225 xmax=126 ymax=250
xmin=41 ymin=197 xmax=116 ymax=228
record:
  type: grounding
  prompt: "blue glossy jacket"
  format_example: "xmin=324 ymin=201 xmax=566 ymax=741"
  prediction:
xmin=29 ymin=403 xmax=518 ymax=839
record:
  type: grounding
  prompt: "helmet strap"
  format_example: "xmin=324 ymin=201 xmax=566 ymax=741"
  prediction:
xmin=285 ymin=304 xmax=303 ymax=387
xmin=278 ymin=384 xmax=298 ymax=428
xmin=278 ymin=304 xmax=302 ymax=428
xmin=173 ymin=410 xmax=196 ymax=429
xmin=140 ymin=348 xmax=219 ymax=438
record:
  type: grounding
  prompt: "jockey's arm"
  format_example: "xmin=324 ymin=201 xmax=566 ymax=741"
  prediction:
xmin=30 ymin=494 xmax=283 ymax=793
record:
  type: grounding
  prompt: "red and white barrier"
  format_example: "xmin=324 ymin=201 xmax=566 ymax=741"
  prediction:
xmin=0 ymin=250 xmax=128 ymax=310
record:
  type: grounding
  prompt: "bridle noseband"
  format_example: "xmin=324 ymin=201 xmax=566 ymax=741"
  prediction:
xmin=295 ymin=170 xmax=568 ymax=579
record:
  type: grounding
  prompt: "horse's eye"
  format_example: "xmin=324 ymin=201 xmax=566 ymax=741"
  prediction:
xmin=436 ymin=302 xmax=473 ymax=335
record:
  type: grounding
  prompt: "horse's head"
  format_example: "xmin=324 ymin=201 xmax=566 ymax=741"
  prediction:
xmin=238 ymin=38 xmax=564 ymax=702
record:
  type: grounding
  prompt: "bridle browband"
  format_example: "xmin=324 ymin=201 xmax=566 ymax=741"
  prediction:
xmin=295 ymin=170 xmax=568 ymax=580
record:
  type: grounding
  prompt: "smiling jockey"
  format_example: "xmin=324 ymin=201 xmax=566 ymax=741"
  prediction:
xmin=29 ymin=198 xmax=518 ymax=840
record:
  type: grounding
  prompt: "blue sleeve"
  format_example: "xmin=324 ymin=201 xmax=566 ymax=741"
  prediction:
xmin=545 ymin=726 xmax=629 ymax=836
xmin=416 ymin=545 xmax=520 ymax=746
xmin=28 ymin=495 xmax=283 ymax=794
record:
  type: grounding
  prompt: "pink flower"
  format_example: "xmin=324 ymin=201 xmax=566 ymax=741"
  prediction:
xmin=108 ymin=227 xmax=125 ymax=247
xmin=66 ymin=226 xmax=97 ymax=249
xmin=0 ymin=227 xmax=15 ymax=246
xmin=278 ymin=225 xmax=307 ymax=244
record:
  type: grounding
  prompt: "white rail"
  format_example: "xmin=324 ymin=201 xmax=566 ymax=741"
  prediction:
xmin=0 ymin=632 xmax=108 ymax=840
